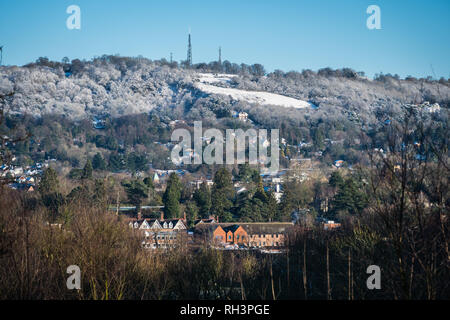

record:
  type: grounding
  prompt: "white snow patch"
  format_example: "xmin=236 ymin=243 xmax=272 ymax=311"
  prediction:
xmin=195 ymin=73 xmax=236 ymax=85
xmin=194 ymin=82 xmax=313 ymax=109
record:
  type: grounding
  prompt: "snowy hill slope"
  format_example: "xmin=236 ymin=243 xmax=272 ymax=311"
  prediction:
xmin=0 ymin=57 xmax=448 ymax=122
xmin=195 ymin=80 xmax=314 ymax=109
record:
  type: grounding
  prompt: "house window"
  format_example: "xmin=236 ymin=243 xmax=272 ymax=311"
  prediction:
xmin=229 ymin=235 xmax=231 ymax=240
xmin=237 ymin=235 xmax=240 ymax=240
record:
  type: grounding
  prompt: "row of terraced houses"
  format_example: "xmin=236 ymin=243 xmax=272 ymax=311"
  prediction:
xmin=127 ymin=214 xmax=294 ymax=250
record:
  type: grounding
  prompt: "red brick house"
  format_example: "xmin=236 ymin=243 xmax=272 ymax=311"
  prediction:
xmin=218 ymin=222 xmax=293 ymax=248
xmin=194 ymin=224 xmax=227 ymax=244
xmin=222 ymin=225 xmax=248 ymax=245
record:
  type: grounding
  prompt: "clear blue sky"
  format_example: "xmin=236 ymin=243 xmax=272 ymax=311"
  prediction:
xmin=1 ymin=0 xmax=449 ymax=78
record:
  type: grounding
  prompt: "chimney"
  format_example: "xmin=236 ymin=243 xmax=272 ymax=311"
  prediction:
xmin=183 ymin=212 xmax=186 ymax=221
xmin=137 ymin=211 xmax=142 ymax=220
xmin=160 ymin=212 xmax=164 ymax=221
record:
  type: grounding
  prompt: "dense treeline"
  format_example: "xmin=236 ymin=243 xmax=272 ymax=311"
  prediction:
xmin=0 ymin=117 xmax=448 ymax=300
xmin=0 ymin=62 xmax=449 ymax=300
xmin=1 ymin=55 xmax=449 ymax=122
xmin=0 ymin=146 xmax=448 ymax=300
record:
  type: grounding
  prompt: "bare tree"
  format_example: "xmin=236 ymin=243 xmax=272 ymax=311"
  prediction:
xmin=364 ymin=107 xmax=449 ymax=299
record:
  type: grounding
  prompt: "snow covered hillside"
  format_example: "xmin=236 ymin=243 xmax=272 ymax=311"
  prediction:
xmin=0 ymin=56 xmax=448 ymax=123
xmin=195 ymin=77 xmax=315 ymax=109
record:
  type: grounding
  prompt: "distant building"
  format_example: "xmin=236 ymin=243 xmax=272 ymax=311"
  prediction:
xmin=92 ymin=117 xmax=106 ymax=129
xmin=317 ymin=218 xmax=341 ymax=230
xmin=194 ymin=224 xmax=248 ymax=246
xmin=128 ymin=216 xmax=187 ymax=249
xmin=334 ymin=160 xmax=344 ymax=168
xmin=238 ymin=112 xmax=248 ymax=122
xmin=191 ymin=179 xmax=214 ymax=190
xmin=232 ymin=111 xmax=249 ymax=122
xmin=223 ymin=225 xmax=248 ymax=245
xmin=193 ymin=217 xmax=216 ymax=226
xmin=233 ymin=223 xmax=293 ymax=248
xmin=195 ymin=222 xmax=293 ymax=249
xmin=193 ymin=224 xmax=227 ymax=245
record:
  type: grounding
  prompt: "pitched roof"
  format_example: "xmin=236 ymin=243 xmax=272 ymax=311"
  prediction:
xmin=223 ymin=225 xmax=242 ymax=233
xmin=193 ymin=223 xmax=224 ymax=235
xmin=194 ymin=218 xmax=216 ymax=225
xmin=160 ymin=219 xmax=187 ymax=230
xmin=218 ymin=222 xmax=293 ymax=235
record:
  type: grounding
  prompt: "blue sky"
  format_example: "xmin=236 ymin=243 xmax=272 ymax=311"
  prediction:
xmin=0 ymin=0 xmax=449 ymax=78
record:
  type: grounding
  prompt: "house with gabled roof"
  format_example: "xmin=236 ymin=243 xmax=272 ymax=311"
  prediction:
xmin=217 ymin=222 xmax=293 ymax=248
xmin=193 ymin=217 xmax=216 ymax=226
xmin=139 ymin=219 xmax=162 ymax=230
xmin=193 ymin=224 xmax=226 ymax=244
xmin=128 ymin=218 xmax=162 ymax=230
xmin=128 ymin=217 xmax=187 ymax=249
xmin=193 ymin=224 xmax=248 ymax=246
xmin=222 ymin=225 xmax=248 ymax=245
xmin=160 ymin=218 xmax=187 ymax=231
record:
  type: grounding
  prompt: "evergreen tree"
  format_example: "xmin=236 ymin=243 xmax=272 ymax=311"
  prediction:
xmin=185 ymin=200 xmax=199 ymax=227
xmin=238 ymin=163 xmax=252 ymax=182
xmin=39 ymin=167 xmax=63 ymax=222
xmin=143 ymin=176 xmax=155 ymax=203
xmin=238 ymin=199 xmax=254 ymax=222
xmin=39 ymin=167 xmax=59 ymax=195
xmin=329 ymin=171 xmax=344 ymax=188
xmin=278 ymin=187 xmax=295 ymax=222
xmin=253 ymin=176 xmax=268 ymax=202
xmin=122 ymin=179 xmax=149 ymax=215
xmin=238 ymin=163 xmax=260 ymax=183
xmin=68 ymin=168 xmax=83 ymax=180
xmin=92 ymin=153 xmax=107 ymax=170
xmin=250 ymin=197 xmax=265 ymax=222
xmin=127 ymin=153 xmax=147 ymax=173
xmin=143 ymin=176 xmax=154 ymax=189
xmin=82 ymin=159 xmax=93 ymax=180
xmin=331 ymin=176 xmax=368 ymax=217
xmin=265 ymin=192 xmax=279 ymax=222
xmin=193 ymin=182 xmax=212 ymax=219
xmin=108 ymin=153 xmax=125 ymax=171
xmin=211 ymin=168 xmax=234 ymax=222
xmin=163 ymin=173 xmax=182 ymax=219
